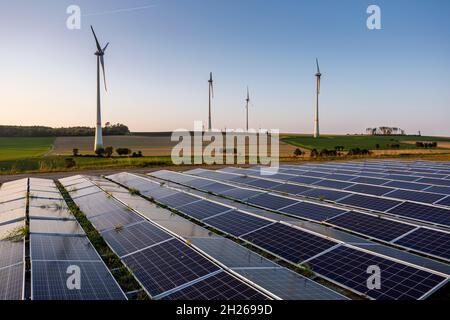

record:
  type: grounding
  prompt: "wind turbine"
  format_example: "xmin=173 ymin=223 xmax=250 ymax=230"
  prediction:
xmin=208 ymin=72 xmax=214 ymax=131
xmin=91 ymin=26 xmax=109 ymax=152
xmin=314 ymin=58 xmax=322 ymax=138
xmin=245 ymin=87 xmax=250 ymax=131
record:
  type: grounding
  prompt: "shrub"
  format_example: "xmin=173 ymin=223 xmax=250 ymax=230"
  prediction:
xmin=72 ymin=148 xmax=79 ymax=156
xmin=65 ymin=158 xmax=76 ymax=168
xmin=116 ymin=148 xmax=132 ymax=156
xmin=293 ymin=148 xmax=303 ymax=157
xmin=95 ymin=147 xmax=105 ymax=157
xmin=104 ymin=146 xmax=114 ymax=157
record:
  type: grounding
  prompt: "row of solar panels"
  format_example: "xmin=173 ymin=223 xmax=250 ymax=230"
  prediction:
xmin=0 ymin=179 xmax=27 ymax=300
xmin=173 ymin=168 xmax=450 ymax=262
xmin=313 ymin=159 xmax=450 ymax=171
xmin=205 ymin=167 xmax=450 ymax=229
xmin=59 ymin=175 xmax=271 ymax=300
xmin=94 ymin=174 xmax=347 ymax=300
xmin=110 ymin=171 xmax=449 ymax=300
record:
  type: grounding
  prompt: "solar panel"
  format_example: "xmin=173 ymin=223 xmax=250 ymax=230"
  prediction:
xmin=338 ymin=194 xmax=401 ymax=212
xmin=301 ymin=189 xmax=351 ymax=201
xmin=345 ymin=184 xmax=394 ymax=196
xmin=246 ymin=194 xmax=298 ymax=210
xmin=227 ymin=176 xmax=259 ymax=185
xmin=0 ymin=240 xmax=23 ymax=269
xmin=425 ymin=186 xmax=450 ymax=195
xmin=279 ymin=202 xmax=347 ymax=221
xmin=325 ymin=174 xmax=357 ymax=181
xmin=176 ymin=200 xmax=232 ymax=220
xmin=308 ymin=245 xmax=446 ymax=300
xmin=222 ymin=188 xmax=264 ymax=201
xmin=30 ymin=234 xmax=100 ymax=261
xmin=0 ymin=191 xmax=27 ymax=204
xmin=387 ymin=202 xmax=450 ymax=227
xmin=288 ymin=176 xmax=322 ymax=185
xmin=0 ymin=199 xmax=26 ymax=213
xmin=436 ymin=196 xmax=450 ymax=207
xmin=68 ymin=186 xmax=102 ymax=199
xmin=185 ymin=179 xmax=216 ymax=189
xmin=161 ymin=271 xmax=267 ymax=300
xmin=313 ymin=179 xmax=355 ymax=189
xmin=243 ymin=178 xmax=283 ymax=189
xmin=382 ymin=174 xmax=419 ymax=182
xmin=89 ymin=210 xmax=143 ymax=232
xmin=383 ymin=190 xmax=446 ymax=204
xmin=326 ymin=212 xmax=417 ymax=242
xmin=383 ymin=181 xmax=429 ymax=191
xmin=30 ymin=220 xmax=85 ymax=235
xmin=304 ymin=171 xmax=331 ymax=178
xmin=271 ymin=183 xmax=312 ymax=195
xmin=32 ymin=261 xmax=126 ymax=300
xmin=0 ymin=207 xmax=25 ymax=225
xmin=122 ymin=239 xmax=220 ymax=297
xmin=204 ymin=210 xmax=273 ymax=237
xmin=393 ymin=228 xmax=450 ymax=261
xmin=101 ymin=221 xmax=173 ymax=257
xmin=157 ymin=192 xmax=200 ymax=208
xmin=145 ymin=188 xmax=180 ymax=201
xmin=201 ymin=182 xmax=236 ymax=193
xmin=0 ymin=263 xmax=23 ymax=300
xmin=242 ymin=223 xmax=337 ymax=264
xmin=28 ymin=206 xmax=74 ymax=221
xmin=350 ymin=177 xmax=391 ymax=185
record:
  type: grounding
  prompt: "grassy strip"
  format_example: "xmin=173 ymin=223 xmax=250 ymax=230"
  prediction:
xmin=55 ymin=181 xmax=149 ymax=300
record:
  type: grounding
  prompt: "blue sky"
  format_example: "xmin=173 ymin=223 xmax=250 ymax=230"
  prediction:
xmin=1 ymin=0 xmax=449 ymax=135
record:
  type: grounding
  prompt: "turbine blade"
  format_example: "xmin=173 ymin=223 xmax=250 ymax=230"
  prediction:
xmin=316 ymin=58 xmax=320 ymax=74
xmin=91 ymin=26 xmax=102 ymax=52
xmin=100 ymin=56 xmax=107 ymax=91
xmin=103 ymin=42 xmax=109 ymax=52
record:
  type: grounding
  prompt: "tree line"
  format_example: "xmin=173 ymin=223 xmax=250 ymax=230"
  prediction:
xmin=0 ymin=123 xmax=130 ymax=137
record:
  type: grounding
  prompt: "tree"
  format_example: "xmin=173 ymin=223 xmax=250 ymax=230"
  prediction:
xmin=310 ymin=149 xmax=318 ymax=158
xmin=72 ymin=148 xmax=79 ymax=156
xmin=104 ymin=146 xmax=114 ymax=157
xmin=95 ymin=147 xmax=105 ymax=157
xmin=293 ymin=148 xmax=303 ymax=157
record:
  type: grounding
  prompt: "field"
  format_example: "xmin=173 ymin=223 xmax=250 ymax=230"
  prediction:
xmin=0 ymin=137 xmax=54 ymax=161
xmin=281 ymin=135 xmax=450 ymax=151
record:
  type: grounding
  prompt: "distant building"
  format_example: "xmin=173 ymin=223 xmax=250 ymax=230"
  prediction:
xmin=365 ymin=127 xmax=406 ymax=136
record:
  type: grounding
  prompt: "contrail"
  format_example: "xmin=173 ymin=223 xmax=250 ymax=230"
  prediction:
xmin=83 ymin=4 xmax=157 ymax=17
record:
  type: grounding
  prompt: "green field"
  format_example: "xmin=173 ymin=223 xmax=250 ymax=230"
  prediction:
xmin=281 ymin=135 xmax=450 ymax=151
xmin=0 ymin=137 xmax=54 ymax=161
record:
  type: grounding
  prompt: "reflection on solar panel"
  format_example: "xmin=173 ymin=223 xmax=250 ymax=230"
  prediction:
xmin=205 ymin=211 xmax=273 ymax=237
xmin=246 ymin=194 xmax=298 ymax=210
xmin=436 ymin=196 xmax=450 ymax=207
xmin=394 ymin=228 xmax=450 ymax=261
xmin=0 ymin=207 xmax=25 ymax=225
xmin=0 ymin=263 xmax=24 ymax=300
xmin=301 ymin=189 xmax=350 ymax=201
xmin=346 ymin=184 xmax=394 ymax=196
xmin=145 ymin=188 xmax=179 ymax=200
xmin=242 ymin=223 xmax=337 ymax=264
xmin=158 ymin=192 xmax=200 ymax=208
xmin=279 ymin=201 xmax=347 ymax=221
xmin=387 ymin=202 xmax=450 ymax=227
xmin=162 ymin=272 xmax=267 ymax=300
xmin=32 ymin=261 xmax=125 ymax=300
xmin=384 ymin=190 xmax=446 ymax=204
xmin=101 ymin=221 xmax=173 ymax=257
xmin=122 ymin=239 xmax=219 ymax=297
xmin=338 ymin=194 xmax=401 ymax=212
xmin=89 ymin=210 xmax=143 ymax=232
xmin=326 ymin=212 xmax=416 ymax=242
xmin=308 ymin=246 xmax=446 ymax=300
xmin=0 ymin=241 xmax=23 ymax=269
xmin=384 ymin=181 xmax=429 ymax=191
xmin=222 ymin=188 xmax=264 ymax=201
xmin=30 ymin=220 xmax=84 ymax=235
xmin=30 ymin=234 xmax=99 ymax=261
xmin=271 ymin=183 xmax=311 ymax=195
xmin=177 ymin=200 xmax=232 ymax=220
xmin=313 ymin=179 xmax=355 ymax=189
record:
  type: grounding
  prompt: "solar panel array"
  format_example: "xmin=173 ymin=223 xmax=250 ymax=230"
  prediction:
xmin=61 ymin=175 xmax=268 ymax=300
xmin=114 ymin=171 xmax=449 ymax=300
xmin=28 ymin=178 xmax=126 ymax=300
xmin=0 ymin=179 xmax=27 ymax=300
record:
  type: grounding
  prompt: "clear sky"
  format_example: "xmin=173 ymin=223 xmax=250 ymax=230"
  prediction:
xmin=1 ymin=0 xmax=449 ymax=135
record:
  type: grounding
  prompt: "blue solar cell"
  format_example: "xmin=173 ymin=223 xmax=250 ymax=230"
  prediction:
xmin=345 ymin=184 xmax=394 ymax=196
xmin=246 ymin=193 xmax=298 ymax=210
xmin=325 ymin=174 xmax=357 ymax=181
xmin=384 ymin=190 xmax=446 ymax=204
xmin=436 ymin=196 xmax=450 ymax=207
xmin=394 ymin=228 xmax=450 ymax=261
xmin=201 ymin=182 xmax=236 ymax=193
xmin=417 ymin=178 xmax=450 ymax=187
xmin=308 ymin=246 xmax=445 ymax=300
xmin=176 ymin=200 xmax=232 ymax=220
xmin=424 ymin=186 xmax=450 ymax=195
xmin=279 ymin=202 xmax=347 ymax=221
xmin=338 ymin=194 xmax=401 ymax=212
xmin=89 ymin=210 xmax=143 ymax=232
xmin=301 ymin=188 xmax=351 ymax=201
xmin=0 ymin=263 xmax=23 ymax=300
xmin=388 ymin=202 xmax=450 ymax=227
xmin=185 ymin=179 xmax=216 ymax=189
xmin=350 ymin=177 xmax=391 ymax=185
xmin=326 ymin=212 xmax=416 ymax=242
xmin=304 ymin=171 xmax=331 ymax=178
xmin=382 ymin=175 xmax=420 ymax=182
xmin=227 ymin=176 xmax=259 ymax=185
xmin=205 ymin=210 xmax=273 ymax=237
xmin=313 ymin=179 xmax=355 ymax=189
xmin=288 ymin=176 xmax=322 ymax=185
xmin=384 ymin=181 xmax=429 ymax=191
xmin=271 ymin=183 xmax=312 ymax=195
xmin=242 ymin=223 xmax=337 ymax=264
xmin=158 ymin=192 xmax=200 ymax=208
xmin=243 ymin=178 xmax=283 ymax=189
xmin=221 ymin=188 xmax=264 ymax=201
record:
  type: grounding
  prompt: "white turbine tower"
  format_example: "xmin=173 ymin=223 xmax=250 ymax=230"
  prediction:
xmin=245 ymin=87 xmax=250 ymax=131
xmin=208 ymin=72 xmax=214 ymax=131
xmin=91 ymin=26 xmax=109 ymax=152
xmin=314 ymin=58 xmax=322 ymax=138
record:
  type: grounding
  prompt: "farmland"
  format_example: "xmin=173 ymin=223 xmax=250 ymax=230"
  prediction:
xmin=0 ymin=137 xmax=54 ymax=161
